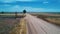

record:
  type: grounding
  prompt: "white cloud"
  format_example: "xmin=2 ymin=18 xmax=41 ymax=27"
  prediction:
xmin=43 ymin=1 xmax=48 ymax=4
xmin=7 ymin=5 xmax=23 ymax=12
xmin=22 ymin=6 xmax=58 ymax=12
xmin=4 ymin=4 xmax=12 ymax=6
xmin=0 ymin=5 xmax=58 ymax=12
xmin=16 ymin=0 xmax=33 ymax=1
xmin=0 ymin=0 xmax=36 ymax=2
xmin=0 ymin=0 xmax=16 ymax=3
xmin=0 ymin=5 xmax=45 ymax=12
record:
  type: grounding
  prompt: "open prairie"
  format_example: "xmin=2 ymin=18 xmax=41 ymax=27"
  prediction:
xmin=0 ymin=13 xmax=26 ymax=34
xmin=0 ymin=12 xmax=60 ymax=34
xmin=0 ymin=18 xmax=20 ymax=34
xmin=31 ymin=12 xmax=60 ymax=25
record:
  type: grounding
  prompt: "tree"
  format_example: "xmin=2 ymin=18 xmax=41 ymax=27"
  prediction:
xmin=1 ymin=11 xmax=4 ymax=14
xmin=23 ymin=10 xmax=26 ymax=14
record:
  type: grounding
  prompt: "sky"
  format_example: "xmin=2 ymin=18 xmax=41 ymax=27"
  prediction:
xmin=0 ymin=0 xmax=60 ymax=12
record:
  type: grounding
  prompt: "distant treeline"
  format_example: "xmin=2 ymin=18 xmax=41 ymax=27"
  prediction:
xmin=0 ymin=12 xmax=60 ymax=14
xmin=44 ymin=12 xmax=60 ymax=14
xmin=0 ymin=12 xmax=23 ymax=14
xmin=27 ymin=12 xmax=60 ymax=14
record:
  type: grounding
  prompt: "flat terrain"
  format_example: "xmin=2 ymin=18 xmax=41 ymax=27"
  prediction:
xmin=0 ymin=14 xmax=26 ymax=34
xmin=25 ymin=14 xmax=60 ymax=34
xmin=0 ymin=18 xmax=20 ymax=34
xmin=31 ymin=13 xmax=60 ymax=25
xmin=44 ymin=18 xmax=60 ymax=25
xmin=0 ymin=12 xmax=60 ymax=34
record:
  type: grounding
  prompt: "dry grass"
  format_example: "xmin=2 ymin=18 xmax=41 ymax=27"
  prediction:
xmin=0 ymin=18 xmax=20 ymax=34
xmin=0 ymin=14 xmax=26 ymax=34
xmin=34 ymin=13 xmax=60 ymax=25
xmin=19 ymin=18 xmax=26 ymax=34
xmin=45 ymin=18 xmax=60 ymax=25
xmin=9 ymin=18 xmax=26 ymax=34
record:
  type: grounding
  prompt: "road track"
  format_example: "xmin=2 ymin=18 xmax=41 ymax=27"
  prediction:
xmin=25 ymin=14 xmax=60 ymax=34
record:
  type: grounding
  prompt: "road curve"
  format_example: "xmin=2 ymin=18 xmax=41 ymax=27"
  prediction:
xmin=25 ymin=14 xmax=60 ymax=34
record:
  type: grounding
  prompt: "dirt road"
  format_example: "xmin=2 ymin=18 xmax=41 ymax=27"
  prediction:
xmin=25 ymin=14 xmax=60 ymax=34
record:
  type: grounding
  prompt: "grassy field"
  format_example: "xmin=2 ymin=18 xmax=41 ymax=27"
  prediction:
xmin=0 ymin=14 xmax=26 ymax=34
xmin=0 ymin=14 xmax=25 ymax=18
xmin=0 ymin=18 xmax=20 ymax=34
xmin=31 ymin=12 xmax=60 ymax=25
xmin=45 ymin=18 xmax=60 ymax=25
xmin=0 ymin=12 xmax=60 ymax=34
xmin=9 ymin=18 xmax=26 ymax=34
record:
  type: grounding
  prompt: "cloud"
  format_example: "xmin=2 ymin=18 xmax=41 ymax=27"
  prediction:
xmin=0 ymin=0 xmax=36 ymax=2
xmin=0 ymin=0 xmax=16 ymax=3
xmin=23 ymin=7 xmax=45 ymax=12
xmin=21 ymin=6 xmax=60 ymax=12
xmin=16 ymin=0 xmax=35 ymax=1
xmin=0 ymin=5 xmax=44 ymax=12
xmin=43 ymin=1 xmax=48 ymax=4
xmin=3 ymin=4 xmax=12 ymax=6
xmin=6 ymin=5 xmax=23 ymax=12
xmin=0 ymin=5 xmax=59 ymax=12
